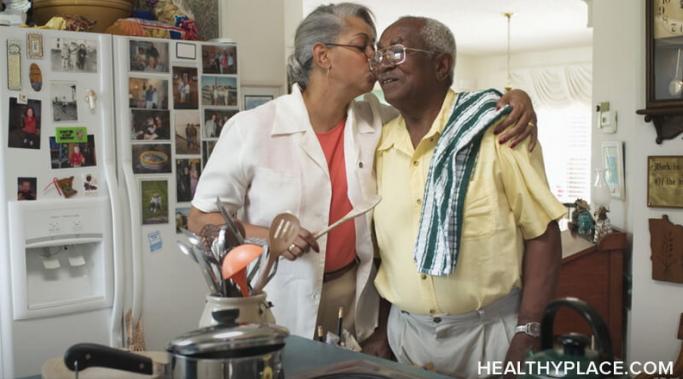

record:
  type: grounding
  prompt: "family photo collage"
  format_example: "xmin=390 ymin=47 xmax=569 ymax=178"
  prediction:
xmin=128 ymin=40 xmax=240 ymax=229
xmin=8 ymin=35 xmax=100 ymax=202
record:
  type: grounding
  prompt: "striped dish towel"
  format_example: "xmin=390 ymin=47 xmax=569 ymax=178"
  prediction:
xmin=414 ymin=89 xmax=511 ymax=276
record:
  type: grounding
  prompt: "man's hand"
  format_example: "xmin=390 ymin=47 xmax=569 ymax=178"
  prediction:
xmin=503 ymin=333 xmax=540 ymax=379
xmin=495 ymin=89 xmax=538 ymax=151
xmin=361 ymin=328 xmax=393 ymax=360
xmin=281 ymin=227 xmax=320 ymax=260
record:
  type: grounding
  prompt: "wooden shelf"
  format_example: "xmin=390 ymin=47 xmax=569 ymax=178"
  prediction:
xmin=636 ymin=107 xmax=683 ymax=144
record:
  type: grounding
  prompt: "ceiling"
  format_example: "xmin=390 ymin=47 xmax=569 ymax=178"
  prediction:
xmin=301 ymin=0 xmax=593 ymax=56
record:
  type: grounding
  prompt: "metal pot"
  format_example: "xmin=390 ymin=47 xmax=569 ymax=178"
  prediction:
xmin=64 ymin=310 xmax=288 ymax=379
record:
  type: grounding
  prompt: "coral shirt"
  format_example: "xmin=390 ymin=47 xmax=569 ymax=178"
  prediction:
xmin=315 ymin=120 xmax=356 ymax=273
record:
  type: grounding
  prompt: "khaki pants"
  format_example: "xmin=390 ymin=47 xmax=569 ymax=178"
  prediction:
xmin=387 ymin=289 xmax=520 ymax=379
xmin=317 ymin=266 xmax=357 ymax=338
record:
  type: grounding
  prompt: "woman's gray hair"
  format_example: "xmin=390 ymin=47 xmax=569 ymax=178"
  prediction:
xmin=398 ymin=16 xmax=457 ymax=85
xmin=288 ymin=3 xmax=375 ymax=89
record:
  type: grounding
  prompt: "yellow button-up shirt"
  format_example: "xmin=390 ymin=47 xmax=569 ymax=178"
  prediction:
xmin=373 ymin=90 xmax=566 ymax=315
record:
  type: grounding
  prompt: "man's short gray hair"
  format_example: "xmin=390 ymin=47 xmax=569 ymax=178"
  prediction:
xmin=398 ymin=16 xmax=456 ymax=85
xmin=288 ymin=3 xmax=375 ymax=90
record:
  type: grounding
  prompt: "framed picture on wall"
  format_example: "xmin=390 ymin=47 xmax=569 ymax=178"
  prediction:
xmin=601 ymin=141 xmax=625 ymax=200
xmin=241 ymin=85 xmax=282 ymax=110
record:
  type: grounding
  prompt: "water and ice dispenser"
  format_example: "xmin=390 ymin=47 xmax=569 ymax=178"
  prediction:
xmin=7 ymin=197 xmax=113 ymax=320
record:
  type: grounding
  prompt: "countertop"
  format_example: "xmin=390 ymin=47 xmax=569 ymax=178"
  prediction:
xmin=23 ymin=335 xmax=449 ymax=379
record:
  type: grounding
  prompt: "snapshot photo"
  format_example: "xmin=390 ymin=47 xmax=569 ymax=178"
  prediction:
xmin=175 ymin=207 xmax=190 ymax=233
xmin=202 ymin=45 xmax=237 ymax=74
xmin=202 ymin=140 xmax=217 ymax=167
xmin=8 ymin=98 xmax=42 ymax=149
xmin=49 ymin=135 xmax=97 ymax=169
xmin=129 ymin=77 xmax=169 ymax=110
xmin=201 ymin=75 xmax=237 ymax=106
xmin=141 ymin=180 xmax=169 ymax=225
xmin=131 ymin=110 xmax=171 ymax=140
xmin=82 ymin=173 xmax=99 ymax=193
xmin=175 ymin=111 xmax=201 ymax=155
xmin=17 ymin=177 xmax=37 ymax=201
xmin=172 ymin=66 xmax=199 ymax=109
xmin=244 ymin=95 xmax=273 ymax=111
xmin=51 ymin=82 xmax=78 ymax=122
xmin=129 ymin=40 xmax=169 ymax=73
xmin=176 ymin=158 xmax=201 ymax=203
xmin=132 ymin=144 xmax=172 ymax=174
xmin=203 ymin=109 xmax=237 ymax=138
xmin=51 ymin=38 xmax=98 ymax=73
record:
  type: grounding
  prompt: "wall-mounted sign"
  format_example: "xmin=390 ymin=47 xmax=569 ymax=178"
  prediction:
xmin=648 ymin=156 xmax=683 ymax=208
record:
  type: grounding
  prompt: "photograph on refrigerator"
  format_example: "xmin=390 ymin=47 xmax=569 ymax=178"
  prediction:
xmin=141 ymin=179 xmax=169 ymax=225
xmin=202 ymin=140 xmax=216 ymax=167
xmin=172 ymin=66 xmax=199 ymax=109
xmin=131 ymin=109 xmax=170 ymax=140
xmin=175 ymin=207 xmax=190 ymax=233
xmin=17 ymin=177 xmax=37 ymax=201
xmin=201 ymin=45 xmax=237 ymax=74
xmin=132 ymin=144 xmax=172 ymax=174
xmin=49 ymin=135 xmax=97 ymax=169
xmin=201 ymin=75 xmax=237 ymax=106
xmin=8 ymin=97 xmax=41 ymax=149
xmin=203 ymin=109 xmax=237 ymax=138
xmin=50 ymin=38 xmax=98 ymax=73
xmin=174 ymin=111 xmax=200 ymax=155
xmin=129 ymin=40 xmax=169 ymax=73
xmin=244 ymin=94 xmax=273 ymax=111
xmin=51 ymin=81 xmax=78 ymax=122
xmin=176 ymin=158 xmax=201 ymax=203
xmin=82 ymin=173 xmax=99 ymax=193
xmin=129 ymin=77 xmax=169 ymax=109
xmin=29 ymin=63 xmax=42 ymax=92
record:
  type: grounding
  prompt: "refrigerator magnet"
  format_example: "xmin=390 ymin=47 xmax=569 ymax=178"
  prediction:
xmin=7 ymin=40 xmax=22 ymax=91
xmin=8 ymin=97 xmax=41 ymax=149
xmin=29 ymin=64 xmax=42 ymax=92
xmin=27 ymin=33 xmax=44 ymax=59
xmin=147 ymin=230 xmax=163 ymax=253
xmin=44 ymin=176 xmax=78 ymax=198
xmin=55 ymin=127 xmax=87 ymax=144
xmin=176 ymin=42 xmax=196 ymax=60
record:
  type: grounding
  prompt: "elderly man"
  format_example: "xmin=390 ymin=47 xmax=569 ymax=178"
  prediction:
xmin=366 ymin=17 xmax=565 ymax=378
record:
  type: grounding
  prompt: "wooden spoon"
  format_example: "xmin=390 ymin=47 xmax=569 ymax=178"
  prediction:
xmin=252 ymin=213 xmax=300 ymax=294
xmin=313 ymin=196 xmax=381 ymax=239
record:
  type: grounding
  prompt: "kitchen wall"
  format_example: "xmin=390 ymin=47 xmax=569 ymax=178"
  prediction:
xmin=592 ymin=0 xmax=683 ymax=363
xmin=220 ymin=0 xmax=288 ymax=90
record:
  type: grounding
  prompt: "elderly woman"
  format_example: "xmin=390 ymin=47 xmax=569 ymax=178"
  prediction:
xmin=189 ymin=2 xmax=535 ymax=344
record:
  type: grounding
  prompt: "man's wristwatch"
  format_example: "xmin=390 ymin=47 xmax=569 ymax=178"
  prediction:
xmin=515 ymin=322 xmax=541 ymax=338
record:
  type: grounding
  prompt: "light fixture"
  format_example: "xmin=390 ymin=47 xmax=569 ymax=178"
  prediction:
xmin=503 ymin=12 xmax=513 ymax=92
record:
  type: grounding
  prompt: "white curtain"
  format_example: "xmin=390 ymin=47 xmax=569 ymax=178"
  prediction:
xmin=511 ymin=63 xmax=592 ymax=107
xmin=510 ymin=63 xmax=593 ymax=205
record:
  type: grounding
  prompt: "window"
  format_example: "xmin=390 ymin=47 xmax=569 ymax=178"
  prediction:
xmin=536 ymin=103 xmax=592 ymax=204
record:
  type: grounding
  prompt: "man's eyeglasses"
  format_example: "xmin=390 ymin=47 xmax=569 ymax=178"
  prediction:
xmin=369 ymin=44 xmax=436 ymax=71
xmin=324 ymin=42 xmax=376 ymax=58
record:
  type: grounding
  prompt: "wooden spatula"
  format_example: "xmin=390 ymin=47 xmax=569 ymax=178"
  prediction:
xmin=313 ymin=196 xmax=381 ymax=239
xmin=252 ymin=213 xmax=300 ymax=294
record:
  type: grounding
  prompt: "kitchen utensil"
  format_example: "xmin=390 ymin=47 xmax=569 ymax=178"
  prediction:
xmin=222 ymin=244 xmax=265 ymax=297
xmin=64 ymin=309 xmax=288 ymax=379
xmin=176 ymin=241 xmax=198 ymax=263
xmin=253 ymin=213 xmax=300 ymax=294
xmin=522 ymin=297 xmax=614 ymax=379
xmin=313 ymin=196 xmax=381 ymax=239
xmin=215 ymin=196 xmax=245 ymax=245
xmin=190 ymin=243 xmax=223 ymax=296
